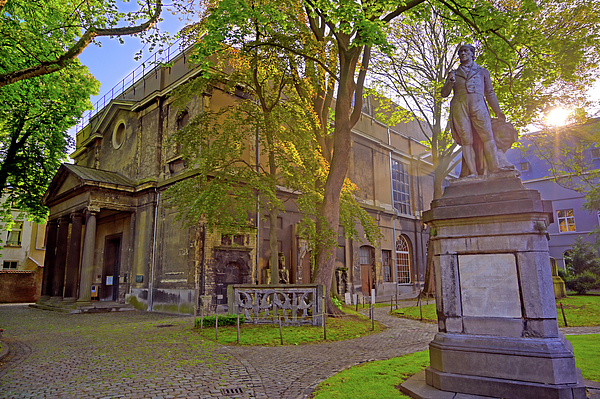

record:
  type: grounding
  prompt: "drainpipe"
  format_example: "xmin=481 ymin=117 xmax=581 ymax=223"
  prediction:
xmin=255 ymin=125 xmax=260 ymax=284
xmin=412 ymin=156 xmax=422 ymax=293
xmin=393 ymin=214 xmax=398 ymax=299
xmin=200 ymin=224 xmax=207 ymax=295
xmin=389 ymin=134 xmax=398 ymax=297
xmin=148 ymin=189 xmax=160 ymax=311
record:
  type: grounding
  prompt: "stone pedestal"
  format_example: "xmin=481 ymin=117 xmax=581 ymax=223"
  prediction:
xmin=402 ymin=172 xmax=586 ymax=399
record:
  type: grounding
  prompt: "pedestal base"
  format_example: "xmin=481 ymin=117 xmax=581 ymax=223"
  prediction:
xmin=421 ymin=173 xmax=586 ymax=399
xmin=402 ymin=370 xmax=588 ymax=399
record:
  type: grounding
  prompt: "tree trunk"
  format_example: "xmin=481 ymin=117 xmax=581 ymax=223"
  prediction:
xmin=422 ymin=239 xmax=436 ymax=295
xmin=313 ymin=47 xmax=358 ymax=316
xmin=269 ymin=206 xmax=279 ymax=284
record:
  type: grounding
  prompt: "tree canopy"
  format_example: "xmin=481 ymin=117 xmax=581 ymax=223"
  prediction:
xmin=166 ymin=3 xmax=381 ymax=284
xmin=0 ymin=60 xmax=99 ymax=235
xmin=173 ymin=0 xmax=600 ymax=313
xmin=0 ymin=0 xmax=163 ymax=87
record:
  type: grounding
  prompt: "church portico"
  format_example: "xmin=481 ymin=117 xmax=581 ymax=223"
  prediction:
xmin=33 ymin=164 xmax=139 ymax=313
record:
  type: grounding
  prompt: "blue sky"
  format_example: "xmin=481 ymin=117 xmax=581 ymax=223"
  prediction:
xmin=77 ymin=10 xmax=187 ymax=121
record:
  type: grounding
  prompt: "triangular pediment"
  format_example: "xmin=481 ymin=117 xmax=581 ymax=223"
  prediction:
xmin=55 ymin=174 xmax=81 ymax=197
xmin=43 ymin=164 xmax=135 ymax=206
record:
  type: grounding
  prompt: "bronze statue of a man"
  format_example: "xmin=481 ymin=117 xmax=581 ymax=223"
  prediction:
xmin=441 ymin=44 xmax=507 ymax=177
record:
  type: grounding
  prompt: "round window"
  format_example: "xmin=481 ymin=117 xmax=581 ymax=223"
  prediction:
xmin=112 ymin=121 xmax=126 ymax=149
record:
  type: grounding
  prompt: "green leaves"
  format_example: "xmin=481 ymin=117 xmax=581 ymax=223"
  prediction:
xmin=0 ymin=60 xmax=98 ymax=225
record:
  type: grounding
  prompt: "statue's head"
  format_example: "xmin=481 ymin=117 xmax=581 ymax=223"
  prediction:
xmin=459 ymin=44 xmax=476 ymax=57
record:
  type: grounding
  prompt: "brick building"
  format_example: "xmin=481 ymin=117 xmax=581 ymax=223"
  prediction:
xmin=0 ymin=198 xmax=46 ymax=302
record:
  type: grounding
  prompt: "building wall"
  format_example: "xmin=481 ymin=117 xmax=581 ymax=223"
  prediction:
xmin=0 ymin=270 xmax=43 ymax=303
xmin=56 ymin=50 xmax=435 ymax=313
xmin=505 ymin=123 xmax=600 ymax=269
xmin=1 ymin=202 xmax=46 ymax=302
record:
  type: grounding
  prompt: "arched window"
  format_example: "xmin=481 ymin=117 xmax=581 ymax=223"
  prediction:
xmin=175 ymin=110 xmax=189 ymax=155
xmin=177 ymin=110 xmax=189 ymax=130
xmin=396 ymin=235 xmax=411 ymax=284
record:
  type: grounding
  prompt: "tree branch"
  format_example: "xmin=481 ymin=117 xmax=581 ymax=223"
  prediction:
xmin=244 ymin=41 xmax=340 ymax=83
xmin=0 ymin=0 xmax=162 ymax=88
xmin=382 ymin=0 xmax=427 ymax=22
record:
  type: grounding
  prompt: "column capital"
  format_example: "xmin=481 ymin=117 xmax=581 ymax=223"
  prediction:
xmin=87 ymin=205 xmax=101 ymax=213
xmin=71 ymin=211 xmax=84 ymax=221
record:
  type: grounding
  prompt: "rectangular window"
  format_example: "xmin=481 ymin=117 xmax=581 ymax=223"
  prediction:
xmin=3 ymin=261 xmax=18 ymax=269
xmin=557 ymin=209 xmax=576 ymax=232
xmin=220 ymin=234 xmax=232 ymax=246
xmin=519 ymin=162 xmax=530 ymax=171
xmin=6 ymin=221 xmax=23 ymax=246
xmin=233 ymin=234 xmax=245 ymax=246
xmin=221 ymin=234 xmax=246 ymax=246
xmin=591 ymin=148 xmax=600 ymax=159
xmin=382 ymin=250 xmax=392 ymax=282
xmin=391 ymin=160 xmax=411 ymax=215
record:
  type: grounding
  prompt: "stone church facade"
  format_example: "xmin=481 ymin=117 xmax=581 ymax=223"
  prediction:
xmin=37 ymin=47 xmax=435 ymax=314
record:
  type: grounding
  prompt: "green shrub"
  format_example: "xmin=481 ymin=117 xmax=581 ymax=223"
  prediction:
xmin=558 ymin=268 xmax=571 ymax=281
xmin=565 ymin=270 xmax=600 ymax=295
xmin=565 ymin=236 xmax=600 ymax=276
xmin=331 ymin=296 xmax=343 ymax=310
xmin=195 ymin=313 xmax=245 ymax=328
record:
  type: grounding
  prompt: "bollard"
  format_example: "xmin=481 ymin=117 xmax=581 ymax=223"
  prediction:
xmin=390 ymin=297 xmax=393 ymax=312
xmin=395 ymin=293 xmax=398 ymax=310
xmin=279 ymin=315 xmax=283 ymax=345
xmin=419 ymin=295 xmax=423 ymax=321
xmin=323 ymin=313 xmax=327 ymax=340
xmin=215 ymin=312 xmax=219 ymax=340
xmin=200 ymin=306 xmax=204 ymax=330
xmin=237 ymin=314 xmax=240 ymax=344
xmin=371 ymin=305 xmax=375 ymax=331
xmin=560 ymin=302 xmax=568 ymax=327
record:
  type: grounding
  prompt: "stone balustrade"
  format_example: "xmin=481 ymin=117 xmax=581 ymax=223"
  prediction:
xmin=227 ymin=284 xmax=324 ymax=326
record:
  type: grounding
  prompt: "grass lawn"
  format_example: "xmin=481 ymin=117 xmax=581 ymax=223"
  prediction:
xmin=310 ymin=350 xmax=429 ymax=399
xmin=310 ymin=334 xmax=600 ymax=398
xmin=566 ymin=334 xmax=600 ymax=381
xmin=556 ymin=295 xmax=600 ymax=327
xmin=390 ymin=303 xmax=436 ymax=323
xmin=194 ymin=307 xmax=385 ymax=346
xmin=391 ymin=294 xmax=600 ymax=327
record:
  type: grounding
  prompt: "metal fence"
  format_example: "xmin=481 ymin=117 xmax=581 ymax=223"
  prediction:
xmin=76 ymin=38 xmax=192 ymax=132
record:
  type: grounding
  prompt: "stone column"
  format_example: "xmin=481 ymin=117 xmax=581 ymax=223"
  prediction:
xmin=77 ymin=209 xmax=98 ymax=304
xmin=51 ymin=216 xmax=70 ymax=300
xmin=38 ymin=219 xmax=58 ymax=301
xmin=63 ymin=212 xmax=84 ymax=301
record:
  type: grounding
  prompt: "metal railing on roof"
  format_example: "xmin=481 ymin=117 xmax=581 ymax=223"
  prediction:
xmin=76 ymin=38 xmax=193 ymax=132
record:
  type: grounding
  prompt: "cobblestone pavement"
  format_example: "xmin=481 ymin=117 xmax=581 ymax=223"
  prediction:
xmin=1 ymin=303 xmax=598 ymax=399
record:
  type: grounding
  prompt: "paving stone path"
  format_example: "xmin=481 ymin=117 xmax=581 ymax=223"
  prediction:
xmin=0 ymin=303 xmax=598 ymax=399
